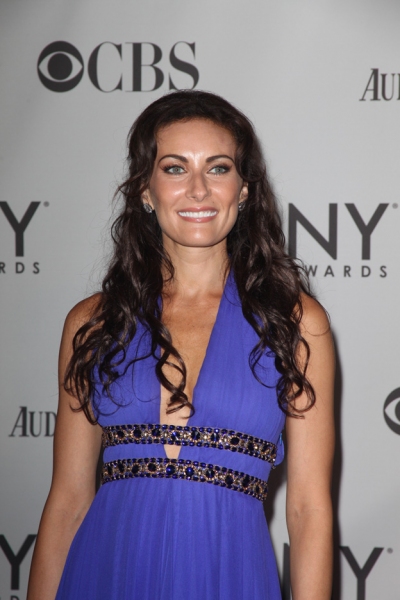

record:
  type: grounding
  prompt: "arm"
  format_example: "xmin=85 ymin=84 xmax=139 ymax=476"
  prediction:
xmin=286 ymin=295 xmax=335 ymax=600
xmin=27 ymin=297 xmax=103 ymax=600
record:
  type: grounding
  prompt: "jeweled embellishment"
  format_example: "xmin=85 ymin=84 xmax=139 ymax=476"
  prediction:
xmin=101 ymin=457 xmax=269 ymax=502
xmin=102 ymin=423 xmax=277 ymax=464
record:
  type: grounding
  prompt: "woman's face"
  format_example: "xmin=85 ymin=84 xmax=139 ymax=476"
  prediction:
xmin=144 ymin=118 xmax=248 ymax=252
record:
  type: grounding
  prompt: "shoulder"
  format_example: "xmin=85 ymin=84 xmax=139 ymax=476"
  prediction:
xmin=290 ymin=293 xmax=335 ymax=412
xmin=295 ymin=293 xmax=334 ymax=381
xmin=58 ymin=294 xmax=103 ymax=396
xmin=298 ymin=292 xmax=331 ymax=339
xmin=63 ymin=293 xmax=103 ymax=339
xmin=294 ymin=293 xmax=335 ymax=401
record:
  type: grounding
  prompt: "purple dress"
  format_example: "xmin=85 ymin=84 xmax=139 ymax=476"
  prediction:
xmin=56 ymin=272 xmax=285 ymax=599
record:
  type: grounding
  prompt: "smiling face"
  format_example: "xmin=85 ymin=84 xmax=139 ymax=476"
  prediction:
xmin=143 ymin=118 xmax=248 ymax=253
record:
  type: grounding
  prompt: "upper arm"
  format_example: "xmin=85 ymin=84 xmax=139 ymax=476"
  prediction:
xmin=50 ymin=295 xmax=103 ymax=509
xmin=285 ymin=294 xmax=335 ymax=515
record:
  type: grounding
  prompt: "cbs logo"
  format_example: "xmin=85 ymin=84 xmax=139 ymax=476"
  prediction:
xmin=383 ymin=388 xmax=400 ymax=435
xmin=37 ymin=40 xmax=198 ymax=93
xmin=37 ymin=42 xmax=84 ymax=92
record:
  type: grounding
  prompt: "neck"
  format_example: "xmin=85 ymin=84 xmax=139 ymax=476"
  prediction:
xmin=162 ymin=240 xmax=230 ymax=300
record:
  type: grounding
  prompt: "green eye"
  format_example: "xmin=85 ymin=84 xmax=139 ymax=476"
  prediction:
xmin=210 ymin=165 xmax=230 ymax=175
xmin=164 ymin=165 xmax=185 ymax=174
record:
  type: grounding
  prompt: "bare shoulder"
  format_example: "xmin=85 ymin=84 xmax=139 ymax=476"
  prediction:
xmin=63 ymin=293 xmax=103 ymax=336
xmin=287 ymin=293 xmax=335 ymax=441
xmin=294 ymin=293 xmax=334 ymax=392
xmin=59 ymin=293 xmax=103 ymax=396
xmin=299 ymin=292 xmax=331 ymax=339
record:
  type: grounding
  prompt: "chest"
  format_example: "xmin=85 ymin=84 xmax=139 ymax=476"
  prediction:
xmin=159 ymin=296 xmax=221 ymax=429
xmin=95 ymin=274 xmax=285 ymax=450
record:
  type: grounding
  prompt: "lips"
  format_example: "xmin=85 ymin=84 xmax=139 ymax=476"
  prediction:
xmin=178 ymin=210 xmax=217 ymax=218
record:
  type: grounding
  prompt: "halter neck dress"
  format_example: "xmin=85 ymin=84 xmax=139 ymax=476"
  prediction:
xmin=56 ymin=271 xmax=286 ymax=599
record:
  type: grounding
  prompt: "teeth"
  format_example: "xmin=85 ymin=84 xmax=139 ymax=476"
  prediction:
xmin=178 ymin=211 xmax=217 ymax=217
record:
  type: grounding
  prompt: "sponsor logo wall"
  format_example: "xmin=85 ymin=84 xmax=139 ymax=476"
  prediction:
xmin=1 ymin=2 xmax=399 ymax=598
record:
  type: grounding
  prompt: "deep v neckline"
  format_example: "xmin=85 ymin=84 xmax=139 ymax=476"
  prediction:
xmin=158 ymin=271 xmax=230 ymax=460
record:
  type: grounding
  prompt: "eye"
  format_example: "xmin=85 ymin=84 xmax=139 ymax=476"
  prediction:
xmin=163 ymin=165 xmax=185 ymax=174
xmin=209 ymin=164 xmax=231 ymax=175
xmin=37 ymin=41 xmax=84 ymax=92
xmin=383 ymin=388 xmax=400 ymax=435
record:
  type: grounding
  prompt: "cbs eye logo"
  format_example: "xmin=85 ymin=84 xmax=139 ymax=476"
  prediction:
xmin=383 ymin=388 xmax=400 ymax=435
xmin=38 ymin=41 xmax=84 ymax=92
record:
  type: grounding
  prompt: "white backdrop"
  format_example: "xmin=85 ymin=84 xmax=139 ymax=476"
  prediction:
xmin=1 ymin=1 xmax=399 ymax=598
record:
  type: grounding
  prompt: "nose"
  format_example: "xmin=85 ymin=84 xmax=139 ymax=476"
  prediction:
xmin=186 ymin=171 xmax=210 ymax=202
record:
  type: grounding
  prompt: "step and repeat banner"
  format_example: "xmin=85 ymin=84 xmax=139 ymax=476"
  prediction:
xmin=1 ymin=1 xmax=399 ymax=598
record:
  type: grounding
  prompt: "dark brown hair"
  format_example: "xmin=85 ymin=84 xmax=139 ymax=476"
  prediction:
xmin=65 ymin=90 xmax=315 ymax=422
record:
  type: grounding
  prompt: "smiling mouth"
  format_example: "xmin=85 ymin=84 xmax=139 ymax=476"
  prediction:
xmin=178 ymin=210 xmax=218 ymax=217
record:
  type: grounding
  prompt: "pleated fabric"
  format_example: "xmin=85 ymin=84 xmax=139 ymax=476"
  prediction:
xmin=56 ymin=271 xmax=286 ymax=599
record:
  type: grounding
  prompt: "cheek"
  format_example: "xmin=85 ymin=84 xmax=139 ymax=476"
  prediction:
xmin=221 ymin=182 xmax=243 ymax=205
xmin=150 ymin=181 xmax=182 ymax=208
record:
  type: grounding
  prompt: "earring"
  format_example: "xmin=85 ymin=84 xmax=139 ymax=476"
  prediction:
xmin=238 ymin=201 xmax=245 ymax=212
xmin=143 ymin=203 xmax=154 ymax=214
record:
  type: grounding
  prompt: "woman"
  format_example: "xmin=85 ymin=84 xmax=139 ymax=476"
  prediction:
xmin=28 ymin=90 xmax=334 ymax=600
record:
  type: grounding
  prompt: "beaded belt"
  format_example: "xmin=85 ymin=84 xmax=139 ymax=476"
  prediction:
xmin=101 ymin=457 xmax=268 ymax=502
xmin=101 ymin=423 xmax=276 ymax=502
xmin=102 ymin=423 xmax=277 ymax=464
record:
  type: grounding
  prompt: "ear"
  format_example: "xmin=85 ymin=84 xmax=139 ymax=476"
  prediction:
xmin=141 ymin=190 xmax=154 ymax=210
xmin=240 ymin=183 xmax=249 ymax=202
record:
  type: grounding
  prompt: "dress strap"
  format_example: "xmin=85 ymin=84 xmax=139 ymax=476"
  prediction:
xmin=102 ymin=423 xmax=277 ymax=464
xmin=102 ymin=456 xmax=268 ymax=502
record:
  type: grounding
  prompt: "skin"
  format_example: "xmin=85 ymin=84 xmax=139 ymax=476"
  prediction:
xmin=286 ymin=299 xmax=335 ymax=599
xmin=143 ymin=119 xmax=248 ymax=459
xmin=27 ymin=118 xmax=334 ymax=600
xmin=27 ymin=296 xmax=103 ymax=600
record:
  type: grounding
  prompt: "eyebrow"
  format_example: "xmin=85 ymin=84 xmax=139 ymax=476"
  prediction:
xmin=158 ymin=154 xmax=188 ymax=164
xmin=206 ymin=154 xmax=235 ymax=163
xmin=158 ymin=154 xmax=235 ymax=164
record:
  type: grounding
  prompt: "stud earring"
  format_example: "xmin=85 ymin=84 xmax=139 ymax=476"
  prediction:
xmin=143 ymin=203 xmax=154 ymax=214
xmin=238 ymin=201 xmax=245 ymax=212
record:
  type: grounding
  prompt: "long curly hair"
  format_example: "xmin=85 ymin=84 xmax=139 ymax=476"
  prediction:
xmin=65 ymin=90 xmax=315 ymax=423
